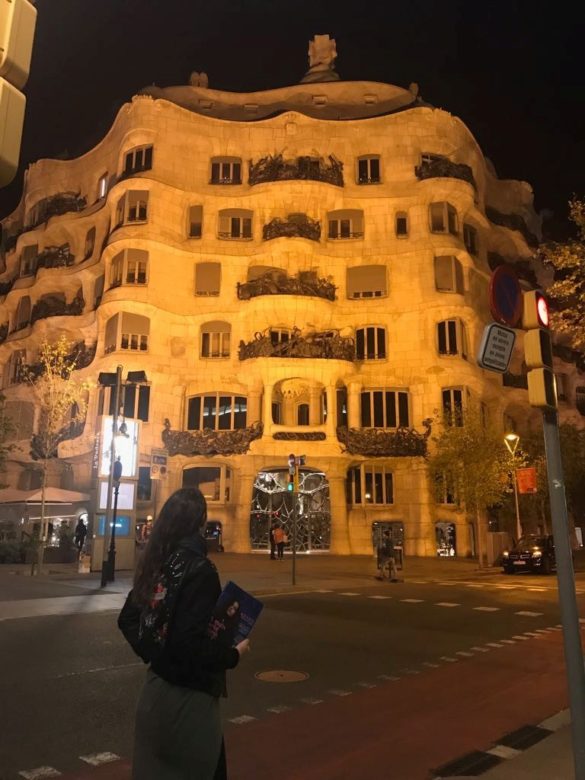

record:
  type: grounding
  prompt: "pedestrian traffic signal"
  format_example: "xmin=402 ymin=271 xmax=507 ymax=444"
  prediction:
xmin=287 ymin=471 xmax=295 ymax=492
xmin=0 ymin=0 xmax=36 ymax=186
xmin=522 ymin=290 xmax=557 ymax=409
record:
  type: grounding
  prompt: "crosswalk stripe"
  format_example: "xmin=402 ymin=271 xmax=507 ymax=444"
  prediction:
xmin=368 ymin=595 xmax=392 ymax=600
xmin=229 ymin=715 xmax=257 ymax=724
xmin=18 ymin=769 xmax=61 ymax=779
xmin=329 ymin=689 xmax=352 ymax=696
xmin=440 ymin=656 xmax=459 ymax=663
xmin=300 ymin=697 xmax=323 ymax=705
xmin=515 ymin=611 xmax=543 ymax=617
xmin=470 ymin=646 xmax=490 ymax=652
xmin=267 ymin=705 xmax=291 ymax=714
xmin=473 ymin=606 xmax=500 ymax=612
xmin=79 ymin=753 xmax=120 ymax=767
xmin=401 ymin=598 xmax=424 ymax=603
xmin=339 ymin=592 xmax=360 ymax=596
xmin=435 ymin=602 xmax=460 ymax=607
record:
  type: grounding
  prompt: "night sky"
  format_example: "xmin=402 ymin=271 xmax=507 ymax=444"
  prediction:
xmin=0 ymin=0 xmax=582 ymax=240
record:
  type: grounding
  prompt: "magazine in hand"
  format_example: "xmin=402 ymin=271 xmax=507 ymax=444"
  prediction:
xmin=208 ymin=581 xmax=263 ymax=646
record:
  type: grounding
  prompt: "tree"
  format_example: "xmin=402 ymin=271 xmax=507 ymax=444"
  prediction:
xmin=541 ymin=198 xmax=585 ymax=350
xmin=22 ymin=337 xmax=92 ymax=571
xmin=427 ymin=405 xmax=510 ymax=566
xmin=0 ymin=393 xmax=15 ymax=486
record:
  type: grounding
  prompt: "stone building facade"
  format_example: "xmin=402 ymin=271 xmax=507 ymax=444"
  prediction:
xmin=1 ymin=38 xmax=583 ymax=560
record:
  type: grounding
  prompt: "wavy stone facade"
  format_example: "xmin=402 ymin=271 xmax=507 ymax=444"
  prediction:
xmin=1 ymin=40 xmax=583 ymax=559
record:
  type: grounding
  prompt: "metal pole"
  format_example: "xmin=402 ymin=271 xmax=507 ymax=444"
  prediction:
xmin=542 ymin=408 xmax=585 ymax=780
xmin=107 ymin=458 xmax=122 ymax=583
xmin=512 ymin=466 xmax=522 ymax=542
xmin=100 ymin=365 xmax=122 ymax=588
xmin=292 ymin=493 xmax=297 ymax=586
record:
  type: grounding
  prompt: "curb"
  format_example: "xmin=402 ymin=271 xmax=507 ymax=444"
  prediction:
xmin=432 ymin=709 xmax=570 ymax=778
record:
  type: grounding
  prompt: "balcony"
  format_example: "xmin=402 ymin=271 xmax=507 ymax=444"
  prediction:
xmin=237 ymin=270 xmax=335 ymax=301
xmin=263 ymin=214 xmax=321 ymax=242
xmin=0 ymin=277 xmax=15 ymax=296
xmin=249 ymin=154 xmax=343 ymax=187
xmin=486 ymin=207 xmax=539 ymax=248
xmin=162 ymin=419 xmax=263 ymax=456
xmin=31 ymin=292 xmax=84 ymax=324
xmin=337 ymin=422 xmax=432 ymax=457
xmin=37 ymin=245 xmax=75 ymax=270
xmin=415 ymin=158 xmax=476 ymax=189
xmin=26 ymin=192 xmax=86 ymax=231
xmin=239 ymin=327 xmax=354 ymax=361
xmin=0 ymin=323 xmax=8 ymax=344
xmin=22 ymin=341 xmax=97 ymax=382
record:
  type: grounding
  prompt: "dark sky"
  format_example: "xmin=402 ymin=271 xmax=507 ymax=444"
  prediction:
xmin=1 ymin=0 xmax=583 ymax=239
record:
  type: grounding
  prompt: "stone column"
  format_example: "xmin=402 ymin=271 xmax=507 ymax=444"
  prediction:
xmin=328 ymin=474 xmax=351 ymax=554
xmin=262 ymin=383 xmax=274 ymax=436
xmin=247 ymin=388 xmax=262 ymax=424
xmin=325 ymin=384 xmax=337 ymax=438
xmin=309 ymin=385 xmax=322 ymax=426
xmin=348 ymin=381 xmax=362 ymax=429
xmin=282 ymin=395 xmax=295 ymax=426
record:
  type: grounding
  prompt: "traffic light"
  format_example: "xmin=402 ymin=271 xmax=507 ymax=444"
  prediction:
xmin=0 ymin=0 xmax=37 ymax=187
xmin=522 ymin=290 xmax=557 ymax=410
xmin=288 ymin=453 xmax=295 ymax=492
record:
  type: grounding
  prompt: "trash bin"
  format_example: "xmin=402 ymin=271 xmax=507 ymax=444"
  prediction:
xmin=205 ymin=521 xmax=224 ymax=552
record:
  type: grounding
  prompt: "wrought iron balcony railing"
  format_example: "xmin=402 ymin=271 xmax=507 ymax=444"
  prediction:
xmin=239 ymin=327 xmax=354 ymax=361
xmin=263 ymin=214 xmax=321 ymax=242
xmin=337 ymin=422 xmax=432 ymax=457
xmin=237 ymin=270 xmax=335 ymax=301
xmin=249 ymin=154 xmax=344 ymax=187
xmin=162 ymin=419 xmax=263 ymax=456
xmin=415 ymin=158 xmax=476 ymax=189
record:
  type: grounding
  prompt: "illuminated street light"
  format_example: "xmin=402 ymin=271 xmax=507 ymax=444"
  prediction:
xmin=504 ymin=433 xmax=522 ymax=542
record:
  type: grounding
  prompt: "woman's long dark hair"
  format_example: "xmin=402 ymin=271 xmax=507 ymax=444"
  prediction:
xmin=133 ymin=487 xmax=207 ymax=604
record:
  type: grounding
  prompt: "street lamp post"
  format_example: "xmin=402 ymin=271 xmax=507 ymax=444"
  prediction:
xmin=100 ymin=365 xmax=122 ymax=588
xmin=107 ymin=456 xmax=123 ymax=582
xmin=504 ymin=433 xmax=522 ymax=542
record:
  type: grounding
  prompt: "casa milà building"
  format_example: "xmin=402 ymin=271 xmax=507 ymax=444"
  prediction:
xmin=1 ymin=35 xmax=583 ymax=563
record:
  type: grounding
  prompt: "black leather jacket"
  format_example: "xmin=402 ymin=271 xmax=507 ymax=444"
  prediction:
xmin=121 ymin=535 xmax=239 ymax=697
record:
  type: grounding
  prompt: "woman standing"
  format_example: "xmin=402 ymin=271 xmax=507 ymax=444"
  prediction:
xmin=125 ymin=487 xmax=249 ymax=779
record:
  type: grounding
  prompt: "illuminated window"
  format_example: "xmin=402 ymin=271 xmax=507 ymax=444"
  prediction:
xmin=357 ymin=156 xmax=381 ymax=184
xmin=434 ymin=256 xmax=464 ymax=294
xmin=360 ymin=389 xmax=410 ymax=428
xmin=210 ymin=158 xmax=242 ymax=185
xmin=104 ymin=312 xmax=149 ymax=354
xmin=347 ymin=465 xmax=393 ymax=505
xmin=97 ymin=173 xmax=108 ymax=199
xmin=437 ymin=319 xmax=467 ymax=358
xmin=356 ymin=326 xmax=386 ymax=360
xmin=201 ymin=321 xmax=231 ymax=358
xmin=186 ymin=395 xmax=247 ymax=431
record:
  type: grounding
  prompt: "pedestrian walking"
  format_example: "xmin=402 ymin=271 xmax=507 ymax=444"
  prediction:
xmin=269 ymin=521 xmax=277 ymax=560
xmin=119 ymin=487 xmax=250 ymax=780
xmin=73 ymin=518 xmax=87 ymax=555
xmin=273 ymin=524 xmax=287 ymax=560
xmin=376 ymin=529 xmax=398 ymax=582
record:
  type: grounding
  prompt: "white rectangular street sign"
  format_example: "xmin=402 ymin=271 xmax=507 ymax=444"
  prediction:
xmin=477 ymin=322 xmax=516 ymax=373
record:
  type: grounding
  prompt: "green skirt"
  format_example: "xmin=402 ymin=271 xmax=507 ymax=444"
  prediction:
xmin=133 ymin=669 xmax=223 ymax=780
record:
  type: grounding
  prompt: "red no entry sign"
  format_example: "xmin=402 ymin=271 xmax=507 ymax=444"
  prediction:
xmin=489 ymin=266 xmax=522 ymax=328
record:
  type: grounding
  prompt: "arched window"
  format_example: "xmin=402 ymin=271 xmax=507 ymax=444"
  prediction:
xmin=436 ymin=319 xmax=467 ymax=358
xmin=201 ymin=321 xmax=231 ymax=358
xmin=347 ymin=265 xmax=387 ymax=299
xmin=327 ymin=209 xmax=364 ymax=239
xmin=186 ymin=395 xmax=247 ymax=431
xmin=110 ymin=249 xmax=148 ymax=288
xmin=355 ymin=326 xmax=387 ymax=360
xmin=210 ymin=157 xmax=242 ymax=185
xmin=122 ymin=145 xmax=153 ymax=176
xmin=434 ymin=256 xmax=464 ymax=294
xmin=15 ymin=296 xmax=31 ymax=330
xmin=104 ymin=312 xmax=150 ymax=354
xmin=218 ymin=209 xmax=252 ymax=240
xmin=297 ymin=403 xmax=310 ymax=425
xmin=360 ymin=389 xmax=410 ymax=428
xmin=347 ymin=465 xmax=393 ymax=505
xmin=429 ymin=202 xmax=458 ymax=235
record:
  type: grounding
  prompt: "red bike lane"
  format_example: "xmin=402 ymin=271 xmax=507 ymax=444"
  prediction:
xmin=63 ymin=631 xmax=571 ymax=780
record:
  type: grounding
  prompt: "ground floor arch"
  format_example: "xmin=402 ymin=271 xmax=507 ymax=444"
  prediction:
xmin=250 ymin=466 xmax=331 ymax=552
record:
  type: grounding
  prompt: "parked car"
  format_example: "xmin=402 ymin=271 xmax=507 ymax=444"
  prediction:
xmin=502 ymin=534 xmax=556 ymax=575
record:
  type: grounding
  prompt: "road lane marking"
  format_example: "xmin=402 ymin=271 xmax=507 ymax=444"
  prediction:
xmin=356 ymin=681 xmax=377 ymax=687
xmin=528 ymin=587 xmax=547 ymax=592
xmin=267 ymin=705 xmax=291 ymax=713
xmin=229 ymin=715 xmax=257 ymax=724
xmin=329 ymin=689 xmax=352 ymax=696
xmin=300 ymin=697 xmax=323 ymax=705
xmin=368 ymin=595 xmax=392 ymax=600
xmin=500 ymin=639 xmax=516 ymax=644
xmin=515 ymin=611 xmax=543 ymax=617
xmin=456 ymin=651 xmax=474 ymax=657
xmin=54 ymin=662 xmax=142 ymax=679
xmin=378 ymin=674 xmax=401 ymax=680
xmin=512 ymin=635 xmax=530 ymax=640
xmin=422 ymin=661 xmax=440 ymax=668
xmin=440 ymin=656 xmax=458 ymax=663
xmin=435 ymin=602 xmax=460 ymax=607
xmin=473 ymin=606 xmax=500 ymax=612
xmin=339 ymin=592 xmax=360 ymax=596
xmin=470 ymin=646 xmax=490 ymax=652
xmin=313 ymin=589 xmax=333 ymax=593
xmin=486 ymin=642 xmax=504 ymax=648
xmin=399 ymin=669 xmax=420 ymax=675
xmin=409 ymin=580 xmax=430 ymax=584
xmin=401 ymin=598 xmax=424 ymax=603
xmin=539 ymin=710 xmax=571 ymax=731
xmin=79 ymin=753 xmax=120 ymax=767
xmin=18 ymin=769 xmax=61 ymax=779
xmin=523 ymin=632 xmax=540 ymax=637
xmin=488 ymin=745 xmax=522 ymax=759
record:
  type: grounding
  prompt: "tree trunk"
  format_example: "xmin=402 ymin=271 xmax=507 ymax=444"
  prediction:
xmin=32 ymin=460 xmax=48 ymax=575
xmin=475 ymin=506 xmax=484 ymax=569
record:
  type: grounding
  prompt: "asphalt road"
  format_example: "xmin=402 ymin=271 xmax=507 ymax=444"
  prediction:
xmin=1 ymin=565 xmax=580 ymax=779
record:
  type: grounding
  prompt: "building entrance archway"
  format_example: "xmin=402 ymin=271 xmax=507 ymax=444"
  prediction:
xmin=250 ymin=467 xmax=331 ymax=553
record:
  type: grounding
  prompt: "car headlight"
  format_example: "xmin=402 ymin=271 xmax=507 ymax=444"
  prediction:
xmin=503 ymin=551 xmax=509 ymax=558
xmin=532 ymin=550 xmax=542 ymax=557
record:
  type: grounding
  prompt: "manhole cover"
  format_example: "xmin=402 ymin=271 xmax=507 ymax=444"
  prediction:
xmin=255 ymin=670 xmax=309 ymax=683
